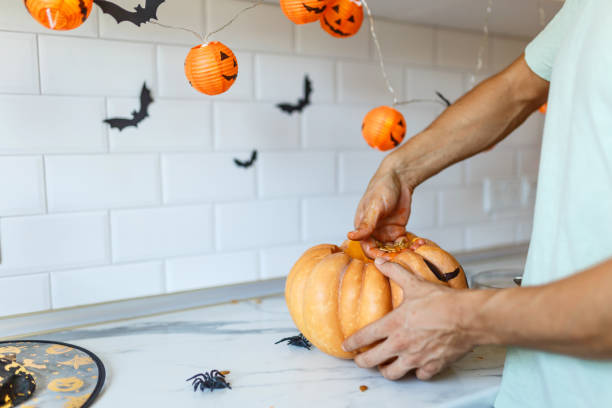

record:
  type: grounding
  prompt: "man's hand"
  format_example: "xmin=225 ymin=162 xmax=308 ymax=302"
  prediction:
xmin=348 ymin=162 xmax=414 ymax=258
xmin=342 ymin=258 xmax=475 ymax=381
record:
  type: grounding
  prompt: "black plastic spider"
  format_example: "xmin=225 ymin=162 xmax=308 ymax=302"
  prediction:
xmin=186 ymin=370 xmax=231 ymax=392
xmin=275 ymin=333 xmax=312 ymax=350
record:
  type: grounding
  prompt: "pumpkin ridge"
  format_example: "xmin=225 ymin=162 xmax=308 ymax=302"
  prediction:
xmin=336 ymin=260 xmax=352 ymax=340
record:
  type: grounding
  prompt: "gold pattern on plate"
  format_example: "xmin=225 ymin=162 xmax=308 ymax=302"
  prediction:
xmin=63 ymin=393 xmax=91 ymax=408
xmin=22 ymin=359 xmax=46 ymax=370
xmin=58 ymin=356 xmax=93 ymax=370
xmin=0 ymin=346 xmax=22 ymax=355
xmin=46 ymin=345 xmax=73 ymax=355
xmin=47 ymin=377 xmax=84 ymax=393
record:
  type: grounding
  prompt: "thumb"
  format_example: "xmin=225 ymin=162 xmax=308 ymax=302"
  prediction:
xmin=374 ymin=257 xmax=422 ymax=292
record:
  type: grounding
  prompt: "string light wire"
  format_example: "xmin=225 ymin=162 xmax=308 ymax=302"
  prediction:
xmin=205 ymin=0 xmax=264 ymax=42
xmin=361 ymin=0 xmax=447 ymax=107
xmin=149 ymin=21 xmax=204 ymax=42
xmin=149 ymin=0 xmax=264 ymax=44
xmin=469 ymin=0 xmax=493 ymax=86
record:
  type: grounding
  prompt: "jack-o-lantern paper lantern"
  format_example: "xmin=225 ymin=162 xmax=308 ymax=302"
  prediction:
xmin=362 ymin=106 xmax=406 ymax=151
xmin=281 ymin=0 xmax=330 ymax=24
xmin=539 ymin=103 xmax=547 ymax=114
xmin=285 ymin=233 xmax=468 ymax=359
xmin=25 ymin=0 xmax=93 ymax=30
xmin=185 ymin=42 xmax=238 ymax=96
xmin=320 ymin=0 xmax=363 ymax=38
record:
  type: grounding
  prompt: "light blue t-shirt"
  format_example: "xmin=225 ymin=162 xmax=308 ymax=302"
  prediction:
xmin=495 ymin=0 xmax=612 ymax=406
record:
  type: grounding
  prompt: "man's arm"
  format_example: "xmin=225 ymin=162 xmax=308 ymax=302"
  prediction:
xmin=465 ymin=257 xmax=612 ymax=359
xmin=342 ymin=257 xmax=612 ymax=381
xmin=349 ymin=55 xmax=549 ymax=246
xmin=388 ymin=54 xmax=549 ymax=189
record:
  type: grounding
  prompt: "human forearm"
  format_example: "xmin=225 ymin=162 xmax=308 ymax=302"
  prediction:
xmin=385 ymin=55 xmax=549 ymax=188
xmin=463 ymin=257 xmax=612 ymax=358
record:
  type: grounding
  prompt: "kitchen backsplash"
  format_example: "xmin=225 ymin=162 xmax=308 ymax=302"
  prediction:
xmin=0 ymin=0 xmax=543 ymax=317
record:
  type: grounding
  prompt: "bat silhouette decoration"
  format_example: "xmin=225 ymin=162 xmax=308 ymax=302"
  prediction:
xmin=276 ymin=75 xmax=312 ymax=115
xmin=93 ymin=0 xmax=165 ymax=26
xmin=234 ymin=150 xmax=258 ymax=169
xmin=435 ymin=91 xmax=452 ymax=107
xmin=103 ymin=82 xmax=153 ymax=131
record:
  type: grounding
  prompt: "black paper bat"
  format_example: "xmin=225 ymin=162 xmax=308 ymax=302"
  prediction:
xmin=94 ymin=0 xmax=165 ymax=26
xmin=435 ymin=91 xmax=452 ymax=107
xmin=234 ymin=150 xmax=257 ymax=169
xmin=103 ymin=82 xmax=153 ymax=131
xmin=276 ymin=75 xmax=312 ymax=115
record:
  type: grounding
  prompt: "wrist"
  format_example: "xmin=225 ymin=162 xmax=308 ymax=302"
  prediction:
xmin=456 ymin=289 xmax=503 ymax=346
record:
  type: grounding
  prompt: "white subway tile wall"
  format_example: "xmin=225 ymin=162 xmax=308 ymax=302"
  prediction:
xmin=0 ymin=0 xmax=542 ymax=316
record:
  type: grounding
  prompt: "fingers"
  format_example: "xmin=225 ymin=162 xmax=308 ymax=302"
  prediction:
xmin=353 ymin=339 xmax=396 ymax=369
xmin=350 ymin=203 xmax=382 ymax=241
xmin=379 ymin=356 xmax=416 ymax=381
xmin=374 ymin=258 xmax=421 ymax=291
xmin=342 ymin=315 xmax=392 ymax=353
xmin=415 ymin=361 xmax=444 ymax=381
xmin=347 ymin=226 xmax=372 ymax=241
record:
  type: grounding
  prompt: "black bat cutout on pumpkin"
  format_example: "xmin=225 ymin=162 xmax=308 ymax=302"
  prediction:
xmin=234 ymin=150 xmax=258 ymax=169
xmin=94 ymin=0 xmax=165 ymax=26
xmin=222 ymin=74 xmax=238 ymax=81
xmin=303 ymin=3 xmax=327 ymax=14
xmin=322 ymin=16 xmax=351 ymax=36
xmin=276 ymin=75 xmax=312 ymax=115
xmin=423 ymin=259 xmax=461 ymax=283
xmin=435 ymin=91 xmax=452 ymax=107
xmin=103 ymin=82 xmax=153 ymax=131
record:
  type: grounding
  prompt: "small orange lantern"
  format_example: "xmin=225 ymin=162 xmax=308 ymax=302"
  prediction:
xmin=281 ymin=0 xmax=330 ymax=24
xmin=362 ymin=106 xmax=407 ymax=151
xmin=539 ymin=103 xmax=548 ymax=114
xmin=184 ymin=41 xmax=238 ymax=96
xmin=24 ymin=0 xmax=93 ymax=30
xmin=320 ymin=0 xmax=363 ymax=38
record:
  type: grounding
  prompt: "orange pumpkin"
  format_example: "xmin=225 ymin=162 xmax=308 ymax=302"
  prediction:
xmin=25 ymin=0 xmax=93 ymax=30
xmin=320 ymin=0 xmax=363 ymax=38
xmin=281 ymin=0 xmax=330 ymax=24
xmin=362 ymin=106 xmax=407 ymax=151
xmin=184 ymin=42 xmax=238 ymax=96
xmin=285 ymin=232 xmax=468 ymax=359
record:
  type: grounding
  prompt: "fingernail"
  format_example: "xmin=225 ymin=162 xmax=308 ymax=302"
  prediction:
xmin=375 ymin=257 xmax=387 ymax=266
xmin=341 ymin=343 xmax=347 ymax=352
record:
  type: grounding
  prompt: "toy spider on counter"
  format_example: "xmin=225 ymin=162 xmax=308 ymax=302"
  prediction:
xmin=186 ymin=370 xmax=231 ymax=392
xmin=275 ymin=333 xmax=312 ymax=350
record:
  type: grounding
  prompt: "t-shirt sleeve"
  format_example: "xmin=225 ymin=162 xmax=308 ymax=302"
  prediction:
xmin=525 ymin=0 xmax=582 ymax=81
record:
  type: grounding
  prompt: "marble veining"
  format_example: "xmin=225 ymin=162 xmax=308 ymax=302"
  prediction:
xmin=29 ymin=296 xmax=504 ymax=408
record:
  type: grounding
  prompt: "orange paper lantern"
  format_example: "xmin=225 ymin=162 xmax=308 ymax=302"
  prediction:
xmin=25 ymin=0 xmax=93 ymax=30
xmin=320 ymin=0 xmax=363 ymax=38
xmin=281 ymin=0 xmax=330 ymax=24
xmin=539 ymin=103 xmax=548 ymax=114
xmin=184 ymin=42 xmax=238 ymax=96
xmin=362 ymin=106 xmax=407 ymax=151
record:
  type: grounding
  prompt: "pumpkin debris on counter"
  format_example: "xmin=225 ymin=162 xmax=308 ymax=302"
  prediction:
xmin=359 ymin=385 xmax=368 ymax=392
xmin=284 ymin=232 xmax=468 ymax=359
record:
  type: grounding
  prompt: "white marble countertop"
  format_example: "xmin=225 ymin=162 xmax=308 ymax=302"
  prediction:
xmin=31 ymin=296 xmax=506 ymax=408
